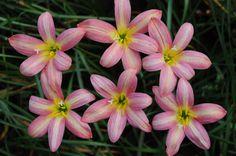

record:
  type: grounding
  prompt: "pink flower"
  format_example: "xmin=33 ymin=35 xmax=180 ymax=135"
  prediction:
xmin=78 ymin=0 xmax=162 ymax=72
xmin=28 ymin=70 xmax=95 ymax=152
xmin=8 ymin=12 xmax=85 ymax=89
xmin=82 ymin=70 xmax=152 ymax=143
xmin=152 ymin=78 xmax=227 ymax=156
xmin=143 ymin=19 xmax=212 ymax=95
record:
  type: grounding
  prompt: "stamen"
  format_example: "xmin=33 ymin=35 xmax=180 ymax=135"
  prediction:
xmin=112 ymin=93 xmax=128 ymax=110
xmin=118 ymin=33 xmax=128 ymax=44
xmin=57 ymin=101 xmax=68 ymax=113
xmin=163 ymin=48 xmax=182 ymax=65
xmin=176 ymin=107 xmax=195 ymax=126
xmin=115 ymin=30 xmax=131 ymax=46
xmin=34 ymin=48 xmax=40 ymax=54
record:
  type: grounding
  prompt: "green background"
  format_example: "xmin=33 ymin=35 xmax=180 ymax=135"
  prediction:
xmin=0 ymin=0 xmax=235 ymax=155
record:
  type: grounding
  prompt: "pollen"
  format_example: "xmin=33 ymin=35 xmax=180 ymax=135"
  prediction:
xmin=50 ymin=99 xmax=70 ymax=117
xmin=163 ymin=47 xmax=182 ymax=65
xmin=40 ymin=42 xmax=60 ymax=59
xmin=111 ymin=93 xmax=129 ymax=111
xmin=176 ymin=107 xmax=195 ymax=126
xmin=115 ymin=28 xmax=132 ymax=47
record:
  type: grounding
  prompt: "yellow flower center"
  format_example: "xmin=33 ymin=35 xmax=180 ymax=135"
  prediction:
xmin=163 ymin=47 xmax=182 ymax=65
xmin=176 ymin=107 xmax=195 ymax=126
xmin=111 ymin=93 xmax=129 ymax=111
xmin=114 ymin=28 xmax=132 ymax=47
xmin=35 ymin=40 xmax=61 ymax=60
xmin=49 ymin=98 xmax=70 ymax=118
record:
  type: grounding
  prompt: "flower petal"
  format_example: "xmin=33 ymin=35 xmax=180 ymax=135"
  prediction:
xmin=159 ymin=65 xmax=177 ymax=96
xmin=176 ymin=78 xmax=194 ymax=107
xmin=78 ymin=19 xmax=116 ymax=43
xmin=142 ymin=53 xmax=165 ymax=71
xmin=28 ymin=115 xmax=51 ymax=138
xmin=126 ymin=108 xmax=151 ymax=132
xmin=8 ymin=34 xmax=44 ymax=56
xmin=185 ymin=120 xmax=210 ymax=149
xmin=29 ymin=96 xmax=52 ymax=115
xmin=129 ymin=9 xmax=162 ymax=34
xmin=56 ymin=28 xmax=85 ymax=51
xmin=192 ymin=103 xmax=227 ymax=124
xmin=100 ymin=42 xmax=124 ymax=68
xmin=173 ymin=23 xmax=194 ymax=51
xmin=117 ymin=69 xmax=137 ymax=94
xmin=115 ymin=0 xmax=131 ymax=30
xmin=48 ymin=117 xmax=65 ymax=152
xmin=129 ymin=33 xmax=158 ymax=54
xmin=148 ymin=19 xmax=172 ymax=51
xmin=128 ymin=93 xmax=152 ymax=110
xmin=108 ymin=110 xmax=127 ymax=143
xmin=66 ymin=111 xmax=92 ymax=139
xmin=20 ymin=54 xmax=47 ymax=76
xmin=152 ymin=86 xmax=178 ymax=111
xmin=152 ymin=112 xmax=177 ymax=130
xmin=82 ymin=99 xmax=113 ymax=123
xmin=172 ymin=62 xmax=195 ymax=80
xmin=181 ymin=50 xmax=212 ymax=69
xmin=45 ymin=61 xmax=64 ymax=99
xmin=166 ymin=126 xmax=185 ymax=156
xmin=53 ymin=51 xmax=72 ymax=71
xmin=38 ymin=12 xmax=56 ymax=42
xmin=40 ymin=69 xmax=60 ymax=100
xmin=90 ymin=74 xmax=118 ymax=98
xmin=121 ymin=48 xmax=142 ymax=73
xmin=66 ymin=89 xmax=95 ymax=109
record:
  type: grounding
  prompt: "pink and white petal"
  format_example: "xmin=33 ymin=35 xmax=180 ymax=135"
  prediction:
xmin=152 ymin=86 xmax=178 ymax=111
xmin=48 ymin=117 xmax=65 ymax=152
xmin=57 ymin=28 xmax=85 ymax=51
xmin=192 ymin=103 xmax=227 ymax=124
xmin=126 ymin=108 xmax=151 ymax=132
xmin=38 ymin=12 xmax=56 ymax=42
xmin=166 ymin=125 xmax=185 ymax=156
xmin=90 ymin=74 xmax=118 ymax=98
xmin=128 ymin=93 xmax=152 ymax=110
xmin=148 ymin=19 xmax=172 ymax=51
xmin=185 ymin=120 xmax=210 ymax=150
xmin=127 ymin=109 xmax=149 ymax=129
xmin=28 ymin=115 xmax=51 ymax=138
xmin=82 ymin=99 xmax=114 ymax=123
xmin=66 ymin=111 xmax=92 ymax=139
xmin=66 ymin=89 xmax=95 ymax=109
xmin=172 ymin=62 xmax=195 ymax=80
xmin=181 ymin=50 xmax=212 ymax=69
xmin=100 ymin=42 xmax=124 ymax=68
xmin=115 ymin=0 xmax=131 ymax=30
xmin=78 ymin=19 xmax=116 ymax=43
xmin=8 ymin=34 xmax=44 ymax=56
xmin=122 ymin=48 xmax=142 ymax=73
xmin=173 ymin=23 xmax=194 ymax=51
xmin=29 ymin=96 xmax=52 ymax=115
xmin=53 ymin=51 xmax=72 ymax=71
xmin=159 ymin=65 xmax=177 ymax=96
xmin=129 ymin=9 xmax=162 ymax=34
xmin=152 ymin=112 xmax=177 ymax=130
xmin=45 ymin=61 xmax=64 ymax=100
xmin=176 ymin=78 xmax=194 ymax=107
xmin=129 ymin=33 xmax=158 ymax=54
xmin=20 ymin=54 xmax=48 ymax=76
xmin=40 ymin=69 xmax=59 ymax=100
xmin=117 ymin=69 xmax=137 ymax=94
xmin=142 ymin=53 xmax=165 ymax=71
xmin=108 ymin=110 xmax=127 ymax=143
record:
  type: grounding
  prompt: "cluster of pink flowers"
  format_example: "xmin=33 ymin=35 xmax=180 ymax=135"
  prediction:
xmin=9 ymin=0 xmax=226 ymax=155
